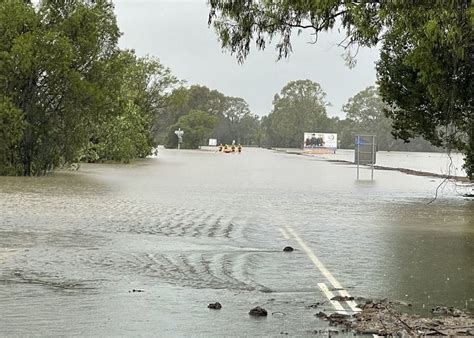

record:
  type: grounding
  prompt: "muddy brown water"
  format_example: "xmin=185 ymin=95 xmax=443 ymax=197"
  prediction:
xmin=0 ymin=148 xmax=473 ymax=336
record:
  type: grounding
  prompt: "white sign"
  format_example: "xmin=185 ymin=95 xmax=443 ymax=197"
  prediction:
xmin=208 ymin=138 xmax=217 ymax=146
xmin=304 ymin=132 xmax=337 ymax=149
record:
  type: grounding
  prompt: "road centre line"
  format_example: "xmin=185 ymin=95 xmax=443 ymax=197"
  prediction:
xmin=284 ymin=225 xmax=361 ymax=312
xmin=284 ymin=225 xmax=344 ymax=289
xmin=317 ymin=283 xmax=348 ymax=314
xmin=279 ymin=227 xmax=290 ymax=240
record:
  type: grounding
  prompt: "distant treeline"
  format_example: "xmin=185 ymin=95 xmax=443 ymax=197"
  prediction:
xmin=0 ymin=1 xmax=440 ymax=177
xmin=158 ymin=81 xmax=441 ymax=153
xmin=258 ymin=82 xmax=440 ymax=152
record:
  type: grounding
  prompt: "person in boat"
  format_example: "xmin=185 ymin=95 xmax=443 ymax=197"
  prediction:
xmin=218 ymin=144 xmax=223 ymax=152
xmin=237 ymin=144 xmax=242 ymax=153
xmin=231 ymin=144 xmax=236 ymax=152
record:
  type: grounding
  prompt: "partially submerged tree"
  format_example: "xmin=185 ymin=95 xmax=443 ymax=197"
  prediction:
xmin=83 ymin=51 xmax=178 ymax=163
xmin=264 ymin=80 xmax=330 ymax=148
xmin=166 ymin=110 xmax=218 ymax=149
xmin=157 ymin=85 xmax=227 ymax=144
xmin=0 ymin=0 xmax=178 ymax=173
xmin=208 ymin=1 xmax=473 ymax=179
xmin=214 ymin=96 xmax=259 ymax=144
xmin=161 ymin=85 xmax=260 ymax=147
xmin=0 ymin=0 xmax=121 ymax=175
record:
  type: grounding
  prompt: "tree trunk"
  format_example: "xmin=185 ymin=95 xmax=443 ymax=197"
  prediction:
xmin=466 ymin=124 xmax=474 ymax=180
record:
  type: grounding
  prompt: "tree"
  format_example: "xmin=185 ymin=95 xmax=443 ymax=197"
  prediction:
xmin=160 ymin=85 xmax=260 ymax=146
xmin=264 ymin=80 xmax=330 ymax=148
xmin=342 ymin=86 xmax=392 ymax=149
xmin=342 ymin=86 xmax=440 ymax=151
xmin=157 ymin=85 xmax=226 ymax=143
xmin=236 ymin=113 xmax=260 ymax=145
xmin=166 ymin=110 xmax=218 ymax=149
xmin=377 ymin=7 xmax=473 ymax=178
xmin=0 ymin=0 xmax=121 ymax=175
xmin=214 ymin=96 xmax=260 ymax=144
xmin=82 ymin=51 xmax=178 ymax=163
xmin=0 ymin=97 xmax=24 ymax=175
xmin=208 ymin=1 xmax=473 ymax=179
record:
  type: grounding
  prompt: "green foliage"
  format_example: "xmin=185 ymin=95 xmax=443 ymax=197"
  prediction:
xmin=157 ymin=85 xmax=226 ymax=143
xmin=166 ymin=110 xmax=218 ymax=149
xmin=339 ymin=86 xmax=441 ymax=152
xmin=263 ymin=80 xmax=330 ymax=148
xmin=208 ymin=1 xmax=473 ymax=179
xmin=342 ymin=86 xmax=392 ymax=149
xmin=0 ymin=0 xmax=121 ymax=175
xmin=208 ymin=0 xmax=383 ymax=62
xmin=214 ymin=96 xmax=260 ymax=145
xmin=0 ymin=1 xmax=177 ymax=174
xmin=82 ymin=51 xmax=178 ymax=163
xmin=377 ymin=5 xmax=473 ymax=178
xmin=161 ymin=85 xmax=260 ymax=147
xmin=0 ymin=96 xmax=25 ymax=175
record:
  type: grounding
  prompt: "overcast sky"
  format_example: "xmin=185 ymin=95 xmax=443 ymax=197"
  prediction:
xmin=113 ymin=0 xmax=379 ymax=118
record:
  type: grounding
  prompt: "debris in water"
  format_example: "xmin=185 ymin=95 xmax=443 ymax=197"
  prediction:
xmin=207 ymin=302 xmax=222 ymax=310
xmin=432 ymin=305 xmax=463 ymax=317
xmin=283 ymin=246 xmax=294 ymax=252
xmin=327 ymin=312 xmax=351 ymax=325
xmin=331 ymin=295 xmax=354 ymax=301
xmin=129 ymin=289 xmax=144 ymax=293
xmin=307 ymin=301 xmax=326 ymax=309
xmin=314 ymin=298 xmax=474 ymax=336
xmin=249 ymin=306 xmax=268 ymax=317
xmin=315 ymin=311 xmax=328 ymax=319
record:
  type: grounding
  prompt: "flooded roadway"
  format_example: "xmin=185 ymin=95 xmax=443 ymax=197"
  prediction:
xmin=0 ymin=148 xmax=473 ymax=336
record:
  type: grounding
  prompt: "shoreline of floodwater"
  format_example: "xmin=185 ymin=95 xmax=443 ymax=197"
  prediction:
xmin=271 ymin=148 xmax=472 ymax=183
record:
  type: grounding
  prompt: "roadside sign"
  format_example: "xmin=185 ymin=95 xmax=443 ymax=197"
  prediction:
xmin=355 ymin=135 xmax=376 ymax=180
xmin=303 ymin=132 xmax=337 ymax=154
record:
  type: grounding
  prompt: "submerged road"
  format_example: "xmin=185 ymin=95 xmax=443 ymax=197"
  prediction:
xmin=0 ymin=148 xmax=473 ymax=336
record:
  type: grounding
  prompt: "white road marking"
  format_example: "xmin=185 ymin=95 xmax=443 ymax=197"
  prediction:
xmin=279 ymin=227 xmax=290 ymax=240
xmin=285 ymin=225 xmax=361 ymax=313
xmin=285 ymin=225 xmax=343 ymax=289
xmin=318 ymin=283 xmax=347 ymax=314
xmin=337 ymin=290 xmax=361 ymax=312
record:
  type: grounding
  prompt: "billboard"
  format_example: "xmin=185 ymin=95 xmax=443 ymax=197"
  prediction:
xmin=208 ymin=138 xmax=217 ymax=146
xmin=304 ymin=133 xmax=337 ymax=153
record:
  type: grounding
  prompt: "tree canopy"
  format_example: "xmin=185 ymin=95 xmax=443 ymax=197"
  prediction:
xmin=0 ymin=0 xmax=122 ymax=175
xmin=0 ymin=0 xmax=177 ymax=174
xmin=83 ymin=52 xmax=178 ymax=163
xmin=167 ymin=110 xmax=219 ymax=149
xmin=208 ymin=1 xmax=473 ymax=179
xmin=341 ymin=86 xmax=440 ymax=152
xmin=162 ymin=85 xmax=260 ymax=148
xmin=262 ymin=80 xmax=330 ymax=148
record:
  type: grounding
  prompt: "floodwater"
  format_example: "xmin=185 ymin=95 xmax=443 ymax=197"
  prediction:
xmin=319 ymin=149 xmax=467 ymax=177
xmin=0 ymin=148 xmax=473 ymax=336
